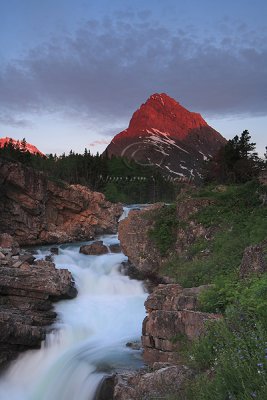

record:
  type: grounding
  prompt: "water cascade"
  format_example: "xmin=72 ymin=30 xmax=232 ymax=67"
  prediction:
xmin=0 ymin=208 xmax=147 ymax=400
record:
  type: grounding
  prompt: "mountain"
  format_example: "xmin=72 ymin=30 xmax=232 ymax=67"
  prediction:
xmin=104 ymin=93 xmax=227 ymax=181
xmin=0 ymin=137 xmax=44 ymax=156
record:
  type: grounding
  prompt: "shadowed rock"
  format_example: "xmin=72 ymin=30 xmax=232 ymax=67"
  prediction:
xmin=0 ymin=159 xmax=122 ymax=246
xmin=80 ymin=241 xmax=109 ymax=255
xmin=0 ymin=242 xmax=77 ymax=369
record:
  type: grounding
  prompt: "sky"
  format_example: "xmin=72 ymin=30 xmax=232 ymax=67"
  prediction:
xmin=0 ymin=0 xmax=266 ymax=156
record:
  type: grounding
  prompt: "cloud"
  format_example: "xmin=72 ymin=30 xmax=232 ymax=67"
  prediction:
xmin=0 ymin=114 xmax=33 ymax=128
xmin=0 ymin=13 xmax=266 ymax=129
xmin=88 ymin=139 xmax=110 ymax=147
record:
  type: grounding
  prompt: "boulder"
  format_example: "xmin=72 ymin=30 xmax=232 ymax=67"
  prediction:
xmin=126 ymin=341 xmax=142 ymax=351
xmin=109 ymin=243 xmax=121 ymax=253
xmin=239 ymin=242 xmax=267 ymax=279
xmin=0 ymin=233 xmax=19 ymax=249
xmin=50 ymin=247 xmax=59 ymax=255
xmin=80 ymin=241 xmax=109 ymax=255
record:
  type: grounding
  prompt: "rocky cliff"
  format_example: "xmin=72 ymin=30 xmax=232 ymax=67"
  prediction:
xmin=0 ymin=158 xmax=122 ymax=245
xmin=118 ymin=204 xmax=165 ymax=282
xmin=142 ymin=284 xmax=220 ymax=364
xmin=105 ymin=93 xmax=226 ymax=181
xmin=0 ymin=234 xmax=77 ymax=368
xmin=118 ymin=193 xmax=213 ymax=282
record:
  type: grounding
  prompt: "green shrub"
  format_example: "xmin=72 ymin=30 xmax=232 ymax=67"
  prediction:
xmin=148 ymin=204 xmax=177 ymax=256
xmin=199 ymin=273 xmax=267 ymax=329
xmin=160 ymin=182 xmax=267 ymax=287
xmin=186 ymin=307 xmax=267 ymax=400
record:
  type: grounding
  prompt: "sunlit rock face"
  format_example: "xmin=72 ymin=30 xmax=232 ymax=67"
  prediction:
xmin=105 ymin=93 xmax=226 ymax=182
xmin=0 ymin=137 xmax=45 ymax=156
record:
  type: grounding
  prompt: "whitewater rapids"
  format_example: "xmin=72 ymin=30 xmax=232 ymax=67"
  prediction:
xmin=0 ymin=209 xmax=147 ymax=400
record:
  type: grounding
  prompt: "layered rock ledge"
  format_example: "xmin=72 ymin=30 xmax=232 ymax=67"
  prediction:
xmin=0 ymin=158 xmax=122 ymax=245
xmin=142 ymin=284 xmax=221 ymax=364
xmin=0 ymin=234 xmax=77 ymax=369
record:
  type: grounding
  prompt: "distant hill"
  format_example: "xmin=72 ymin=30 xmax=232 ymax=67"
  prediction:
xmin=0 ymin=137 xmax=44 ymax=156
xmin=104 ymin=93 xmax=227 ymax=181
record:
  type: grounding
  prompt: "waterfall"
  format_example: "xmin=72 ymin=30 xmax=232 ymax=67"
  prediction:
xmin=0 ymin=207 xmax=147 ymax=400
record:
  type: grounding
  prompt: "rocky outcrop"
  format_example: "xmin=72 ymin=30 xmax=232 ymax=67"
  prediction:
xmin=118 ymin=196 xmax=213 ymax=280
xmin=0 ymin=234 xmax=77 ymax=368
xmin=239 ymin=241 xmax=267 ymax=279
xmin=175 ymin=193 xmax=215 ymax=256
xmin=109 ymin=243 xmax=121 ymax=253
xmin=113 ymin=364 xmax=192 ymax=400
xmin=105 ymin=93 xmax=226 ymax=181
xmin=142 ymin=284 xmax=221 ymax=365
xmin=80 ymin=241 xmax=109 ymax=255
xmin=0 ymin=159 xmax=122 ymax=245
xmin=118 ymin=204 xmax=165 ymax=281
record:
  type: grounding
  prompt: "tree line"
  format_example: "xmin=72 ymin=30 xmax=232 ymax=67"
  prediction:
xmin=1 ymin=131 xmax=265 ymax=202
xmin=0 ymin=138 xmax=178 ymax=203
xmin=204 ymin=130 xmax=266 ymax=183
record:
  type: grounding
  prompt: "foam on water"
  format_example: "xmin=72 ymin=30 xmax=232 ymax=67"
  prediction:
xmin=0 ymin=207 xmax=147 ymax=400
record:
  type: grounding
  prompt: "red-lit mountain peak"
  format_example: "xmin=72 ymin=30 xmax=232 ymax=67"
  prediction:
xmin=0 ymin=137 xmax=45 ymax=156
xmin=105 ymin=93 xmax=226 ymax=182
xmin=125 ymin=92 xmax=208 ymax=139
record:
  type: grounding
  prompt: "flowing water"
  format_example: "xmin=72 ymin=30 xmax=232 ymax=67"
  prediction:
xmin=0 ymin=207 xmax=147 ymax=400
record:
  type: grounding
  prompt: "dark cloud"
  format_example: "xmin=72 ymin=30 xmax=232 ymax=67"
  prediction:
xmin=0 ymin=114 xmax=33 ymax=128
xmin=0 ymin=13 xmax=266 ymax=129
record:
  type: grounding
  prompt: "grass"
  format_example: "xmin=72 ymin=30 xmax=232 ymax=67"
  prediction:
xmin=185 ymin=307 xmax=267 ymax=400
xmin=148 ymin=204 xmax=177 ymax=256
xmin=147 ymin=180 xmax=267 ymax=400
xmin=158 ymin=181 xmax=267 ymax=287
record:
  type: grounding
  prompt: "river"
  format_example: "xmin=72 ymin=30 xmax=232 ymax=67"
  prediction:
xmin=0 ymin=206 xmax=147 ymax=400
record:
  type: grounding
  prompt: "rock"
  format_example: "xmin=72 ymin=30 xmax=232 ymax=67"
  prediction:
xmin=50 ymin=247 xmax=59 ymax=255
xmin=118 ymin=204 xmax=165 ymax=280
xmin=0 ymin=242 xmax=77 ymax=368
xmin=118 ymin=199 xmax=214 ymax=283
xmin=0 ymin=233 xmax=19 ymax=250
xmin=109 ymin=243 xmax=121 ymax=253
xmin=113 ymin=365 xmax=193 ymax=400
xmin=0 ymin=252 xmax=5 ymax=260
xmin=0 ymin=159 xmax=123 ymax=245
xmin=18 ymin=254 xmax=36 ymax=264
xmin=142 ymin=284 xmax=221 ymax=365
xmin=239 ymin=242 xmax=267 ymax=279
xmin=126 ymin=341 xmax=142 ymax=351
xmin=79 ymin=241 xmax=109 ymax=255
xmin=95 ymin=375 xmax=115 ymax=400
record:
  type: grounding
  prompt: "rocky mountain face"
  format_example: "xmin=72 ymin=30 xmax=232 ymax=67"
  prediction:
xmin=105 ymin=93 xmax=226 ymax=181
xmin=0 ymin=137 xmax=44 ymax=156
xmin=0 ymin=158 xmax=122 ymax=245
xmin=0 ymin=234 xmax=77 ymax=369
